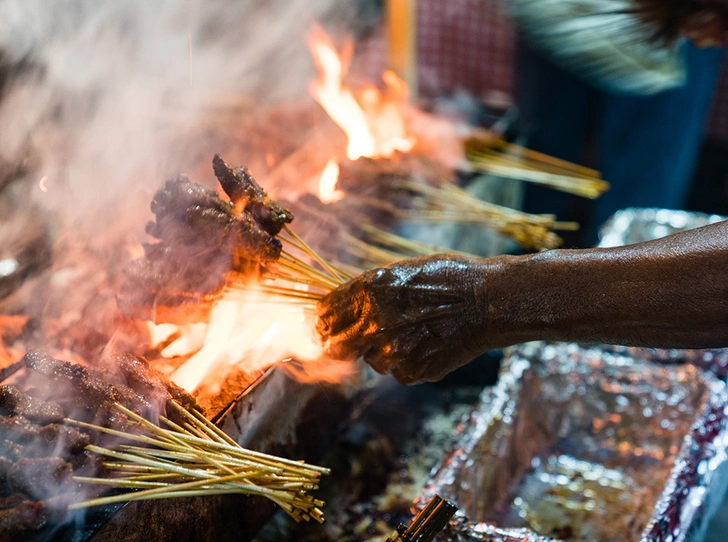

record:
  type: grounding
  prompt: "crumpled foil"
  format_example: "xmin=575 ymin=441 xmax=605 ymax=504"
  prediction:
xmin=419 ymin=209 xmax=728 ymax=541
xmin=597 ymin=208 xmax=728 ymax=379
xmin=422 ymin=343 xmax=728 ymax=542
xmin=597 ymin=208 xmax=725 ymax=249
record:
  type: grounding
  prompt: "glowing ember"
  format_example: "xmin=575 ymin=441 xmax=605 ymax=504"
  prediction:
xmin=317 ymin=158 xmax=344 ymax=203
xmin=155 ymin=287 xmax=323 ymax=392
xmin=308 ymin=29 xmax=414 ymax=160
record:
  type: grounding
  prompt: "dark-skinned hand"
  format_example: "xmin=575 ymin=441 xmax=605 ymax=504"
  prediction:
xmin=316 ymin=254 xmax=493 ymax=385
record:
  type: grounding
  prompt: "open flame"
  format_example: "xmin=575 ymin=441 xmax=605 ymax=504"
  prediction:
xmin=148 ymin=287 xmax=324 ymax=393
xmin=317 ymin=158 xmax=344 ymax=203
xmin=308 ymin=30 xmax=414 ymax=160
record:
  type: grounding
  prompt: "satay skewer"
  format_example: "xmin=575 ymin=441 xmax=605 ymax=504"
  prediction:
xmin=67 ymin=402 xmax=329 ymax=523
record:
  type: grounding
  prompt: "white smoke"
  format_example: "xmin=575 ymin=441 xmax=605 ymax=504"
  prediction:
xmin=0 ymin=0 xmax=348 ymax=237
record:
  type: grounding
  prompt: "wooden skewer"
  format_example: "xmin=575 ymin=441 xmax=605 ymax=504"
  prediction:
xmin=70 ymin=402 xmax=328 ymax=522
xmin=469 ymin=156 xmax=608 ymax=199
xmin=283 ymin=226 xmax=347 ymax=283
xmin=488 ymin=138 xmax=601 ymax=178
xmin=360 ymin=224 xmax=475 ymax=258
xmin=277 ymin=255 xmax=341 ymax=289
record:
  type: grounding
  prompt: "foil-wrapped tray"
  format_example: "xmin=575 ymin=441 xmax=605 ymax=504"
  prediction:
xmin=597 ymin=208 xmax=725 ymax=249
xmin=596 ymin=208 xmax=728 ymax=379
xmin=422 ymin=342 xmax=728 ymax=542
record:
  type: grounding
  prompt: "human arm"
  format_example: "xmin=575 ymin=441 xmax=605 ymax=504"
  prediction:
xmin=316 ymin=220 xmax=728 ymax=384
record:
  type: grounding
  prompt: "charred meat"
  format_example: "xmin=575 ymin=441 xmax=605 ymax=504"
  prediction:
xmin=0 ymin=385 xmax=63 ymax=425
xmin=0 ymin=351 xmax=203 ymax=537
xmin=212 ymin=153 xmax=293 ymax=236
xmin=23 ymin=350 xmax=202 ymax=426
xmin=120 ymin=156 xmax=294 ymax=319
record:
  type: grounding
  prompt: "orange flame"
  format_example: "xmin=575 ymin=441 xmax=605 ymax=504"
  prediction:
xmin=150 ymin=287 xmax=324 ymax=392
xmin=308 ymin=29 xmax=414 ymax=160
xmin=317 ymin=158 xmax=344 ymax=203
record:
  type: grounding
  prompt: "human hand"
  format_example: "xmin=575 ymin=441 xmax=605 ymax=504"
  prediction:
xmin=316 ymin=255 xmax=492 ymax=385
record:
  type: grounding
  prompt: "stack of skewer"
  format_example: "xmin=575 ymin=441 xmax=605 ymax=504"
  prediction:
xmin=68 ymin=402 xmax=330 ymax=523
xmin=466 ymin=132 xmax=610 ymax=199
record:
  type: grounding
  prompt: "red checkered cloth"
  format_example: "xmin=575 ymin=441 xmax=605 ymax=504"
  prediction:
xmin=354 ymin=0 xmax=728 ymax=141
xmin=354 ymin=0 xmax=515 ymax=98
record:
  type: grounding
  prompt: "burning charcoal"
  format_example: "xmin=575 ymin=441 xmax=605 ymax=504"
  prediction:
xmin=212 ymin=153 xmax=293 ymax=236
xmin=0 ymin=499 xmax=49 ymax=536
xmin=8 ymin=458 xmax=73 ymax=501
xmin=0 ymin=385 xmax=63 ymax=425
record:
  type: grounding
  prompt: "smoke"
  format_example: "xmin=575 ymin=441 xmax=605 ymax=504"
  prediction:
xmin=0 ymin=0 xmax=349 ymax=237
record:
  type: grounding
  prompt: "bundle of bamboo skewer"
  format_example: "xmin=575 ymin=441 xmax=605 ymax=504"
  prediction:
xmin=465 ymin=133 xmax=610 ymax=199
xmin=223 ymin=223 xmax=351 ymax=309
xmin=392 ymin=179 xmax=578 ymax=250
xmin=67 ymin=401 xmax=329 ymax=523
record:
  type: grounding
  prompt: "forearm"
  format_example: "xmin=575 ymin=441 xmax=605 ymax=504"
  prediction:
xmin=483 ymin=220 xmax=728 ymax=349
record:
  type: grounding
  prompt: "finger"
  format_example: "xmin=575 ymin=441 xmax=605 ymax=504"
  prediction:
xmin=362 ymin=343 xmax=393 ymax=375
xmin=390 ymin=363 xmax=420 ymax=386
xmin=316 ymin=278 xmax=372 ymax=339
xmin=325 ymin=334 xmax=365 ymax=361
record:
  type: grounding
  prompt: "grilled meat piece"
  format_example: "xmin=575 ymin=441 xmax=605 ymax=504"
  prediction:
xmin=121 ymin=157 xmax=294 ymax=318
xmin=0 ymin=416 xmax=89 ymax=461
xmin=25 ymin=350 xmax=203 ymax=425
xmin=23 ymin=350 xmax=154 ymax=425
xmin=236 ymin=212 xmax=283 ymax=264
xmin=109 ymin=353 xmax=202 ymax=422
xmin=212 ymin=154 xmax=293 ymax=236
xmin=0 ymin=494 xmax=29 ymax=511
xmin=147 ymin=176 xmax=238 ymax=244
xmin=0 ymin=457 xmax=13 ymax=492
xmin=7 ymin=458 xmax=73 ymax=501
xmin=0 ymin=499 xmax=48 ymax=536
xmin=0 ymin=385 xmax=63 ymax=425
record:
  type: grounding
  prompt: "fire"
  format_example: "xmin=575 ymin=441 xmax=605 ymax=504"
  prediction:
xmin=307 ymin=29 xmax=414 ymax=161
xmin=317 ymin=158 xmax=344 ymax=203
xmin=150 ymin=287 xmax=324 ymax=392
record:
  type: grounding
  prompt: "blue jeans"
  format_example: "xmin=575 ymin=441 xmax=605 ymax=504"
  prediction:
xmin=517 ymin=41 xmax=725 ymax=246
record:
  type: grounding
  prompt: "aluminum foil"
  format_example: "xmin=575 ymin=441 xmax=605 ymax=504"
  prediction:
xmin=422 ymin=343 xmax=728 ymax=542
xmin=597 ymin=208 xmax=728 ymax=380
xmin=597 ymin=208 xmax=725 ymax=249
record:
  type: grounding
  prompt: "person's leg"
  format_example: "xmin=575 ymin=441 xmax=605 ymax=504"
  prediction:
xmin=516 ymin=41 xmax=596 ymax=245
xmin=589 ymin=43 xmax=725 ymax=242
